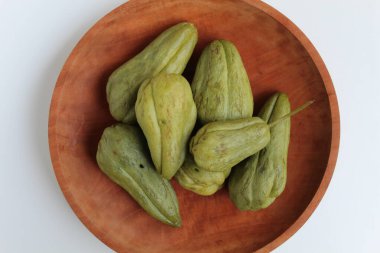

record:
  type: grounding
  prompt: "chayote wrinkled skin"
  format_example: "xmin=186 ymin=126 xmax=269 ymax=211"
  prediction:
xmin=107 ymin=22 xmax=198 ymax=123
xmin=177 ymin=155 xmax=226 ymax=186
xmin=175 ymin=155 xmax=227 ymax=196
xmin=229 ymin=93 xmax=291 ymax=211
xmin=135 ymin=73 xmax=197 ymax=180
xmin=192 ymin=40 xmax=253 ymax=124
xmin=176 ymin=175 xmax=221 ymax=196
xmin=96 ymin=124 xmax=181 ymax=227
xmin=190 ymin=117 xmax=270 ymax=172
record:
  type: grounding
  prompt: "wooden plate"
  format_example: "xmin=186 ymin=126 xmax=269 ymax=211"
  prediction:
xmin=48 ymin=0 xmax=340 ymax=252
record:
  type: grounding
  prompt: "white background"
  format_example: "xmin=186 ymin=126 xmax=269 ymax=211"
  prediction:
xmin=1 ymin=0 xmax=379 ymax=252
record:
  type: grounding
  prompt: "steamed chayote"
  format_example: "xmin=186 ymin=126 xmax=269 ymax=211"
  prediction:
xmin=175 ymin=155 xmax=228 ymax=196
xmin=107 ymin=22 xmax=198 ymax=123
xmin=96 ymin=124 xmax=181 ymax=227
xmin=229 ymin=93 xmax=291 ymax=211
xmin=190 ymin=117 xmax=271 ymax=172
xmin=135 ymin=73 xmax=197 ymax=179
xmin=192 ymin=40 xmax=253 ymax=124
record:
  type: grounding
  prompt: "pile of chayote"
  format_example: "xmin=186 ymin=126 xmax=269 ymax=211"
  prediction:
xmin=96 ymin=22 xmax=311 ymax=227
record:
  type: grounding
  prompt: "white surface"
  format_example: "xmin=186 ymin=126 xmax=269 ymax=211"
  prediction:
xmin=0 ymin=0 xmax=379 ymax=252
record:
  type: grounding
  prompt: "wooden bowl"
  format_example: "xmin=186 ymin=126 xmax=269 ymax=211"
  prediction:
xmin=48 ymin=0 xmax=340 ymax=252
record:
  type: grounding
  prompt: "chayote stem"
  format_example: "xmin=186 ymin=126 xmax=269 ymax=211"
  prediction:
xmin=268 ymin=100 xmax=315 ymax=128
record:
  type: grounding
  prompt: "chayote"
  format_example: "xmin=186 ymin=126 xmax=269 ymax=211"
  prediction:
xmin=175 ymin=155 xmax=227 ymax=196
xmin=107 ymin=22 xmax=198 ymax=123
xmin=176 ymin=173 xmax=221 ymax=196
xmin=191 ymin=40 xmax=253 ymax=124
xmin=177 ymin=155 xmax=226 ymax=186
xmin=228 ymin=93 xmax=291 ymax=211
xmin=135 ymin=73 xmax=197 ymax=179
xmin=96 ymin=124 xmax=181 ymax=227
xmin=190 ymin=117 xmax=270 ymax=172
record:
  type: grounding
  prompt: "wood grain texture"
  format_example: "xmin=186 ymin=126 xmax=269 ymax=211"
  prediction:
xmin=48 ymin=0 xmax=340 ymax=252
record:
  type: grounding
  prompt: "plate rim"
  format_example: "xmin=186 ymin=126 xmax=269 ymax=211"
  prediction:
xmin=48 ymin=0 xmax=340 ymax=252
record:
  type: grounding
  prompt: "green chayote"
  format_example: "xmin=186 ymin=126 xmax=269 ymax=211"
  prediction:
xmin=192 ymin=40 xmax=253 ymax=124
xmin=229 ymin=93 xmax=291 ymax=211
xmin=190 ymin=117 xmax=271 ymax=172
xmin=107 ymin=22 xmax=198 ymax=123
xmin=135 ymin=73 xmax=197 ymax=179
xmin=175 ymin=155 xmax=227 ymax=196
xmin=96 ymin=124 xmax=181 ymax=227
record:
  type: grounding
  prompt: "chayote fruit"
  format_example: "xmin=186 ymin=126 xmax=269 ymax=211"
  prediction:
xmin=135 ymin=73 xmax=197 ymax=180
xmin=107 ymin=22 xmax=198 ymax=123
xmin=228 ymin=93 xmax=291 ymax=211
xmin=177 ymin=155 xmax=226 ymax=186
xmin=96 ymin=124 xmax=181 ymax=227
xmin=192 ymin=40 xmax=253 ymax=124
xmin=190 ymin=117 xmax=270 ymax=172
xmin=175 ymin=155 xmax=227 ymax=196
xmin=176 ymin=173 xmax=221 ymax=196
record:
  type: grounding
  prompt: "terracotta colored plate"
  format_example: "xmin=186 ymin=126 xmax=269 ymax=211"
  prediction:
xmin=48 ymin=0 xmax=340 ymax=252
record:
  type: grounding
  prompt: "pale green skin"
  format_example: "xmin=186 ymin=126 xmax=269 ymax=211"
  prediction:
xmin=106 ymin=22 xmax=198 ymax=123
xmin=96 ymin=124 xmax=181 ymax=227
xmin=175 ymin=155 xmax=229 ymax=196
xmin=190 ymin=118 xmax=270 ymax=172
xmin=135 ymin=73 xmax=197 ymax=180
xmin=229 ymin=93 xmax=291 ymax=211
xmin=192 ymin=40 xmax=253 ymax=124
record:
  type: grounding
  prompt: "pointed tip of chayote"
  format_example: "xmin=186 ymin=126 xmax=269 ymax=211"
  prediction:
xmin=179 ymin=21 xmax=196 ymax=28
xmin=177 ymin=22 xmax=198 ymax=38
xmin=173 ymin=220 xmax=182 ymax=228
xmin=168 ymin=216 xmax=182 ymax=228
